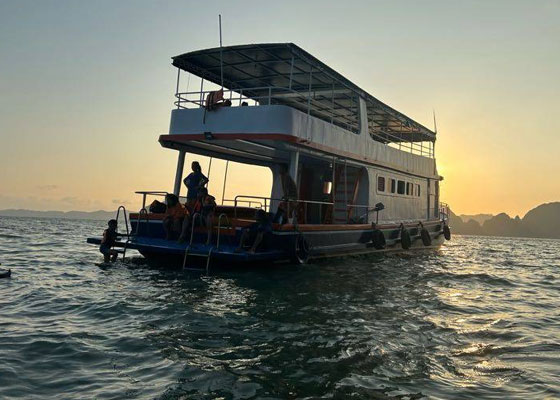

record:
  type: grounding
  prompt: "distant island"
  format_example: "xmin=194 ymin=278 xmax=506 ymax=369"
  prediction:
xmin=2 ymin=203 xmax=559 ymax=239
xmin=450 ymin=202 xmax=560 ymax=239
xmin=0 ymin=209 xmax=116 ymax=221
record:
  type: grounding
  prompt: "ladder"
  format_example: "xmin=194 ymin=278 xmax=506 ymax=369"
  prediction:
xmin=115 ymin=205 xmax=131 ymax=261
xmin=182 ymin=213 xmax=214 ymax=273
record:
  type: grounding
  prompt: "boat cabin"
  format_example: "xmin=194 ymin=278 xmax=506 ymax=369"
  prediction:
xmin=157 ymin=43 xmax=441 ymax=224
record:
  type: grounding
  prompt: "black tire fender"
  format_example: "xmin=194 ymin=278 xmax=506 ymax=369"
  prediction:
xmin=371 ymin=229 xmax=386 ymax=250
xmin=290 ymin=234 xmax=310 ymax=264
xmin=443 ymin=224 xmax=451 ymax=241
xmin=421 ymin=228 xmax=432 ymax=246
xmin=400 ymin=227 xmax=411 ymax=250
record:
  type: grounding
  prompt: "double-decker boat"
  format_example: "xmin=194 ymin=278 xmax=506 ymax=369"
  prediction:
xmin=87 ymin=43 xmax=450 ymax=268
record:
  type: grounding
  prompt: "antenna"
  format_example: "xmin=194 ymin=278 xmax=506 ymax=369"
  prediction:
xmin=219 ymin=14 xmax=224 ymax=89
xmin=432 ymin=109 xmax=438 ymax=134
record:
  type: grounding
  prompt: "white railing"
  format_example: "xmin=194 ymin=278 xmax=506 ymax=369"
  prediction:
xmin=173 ymin=85 xmax=434 ymax=158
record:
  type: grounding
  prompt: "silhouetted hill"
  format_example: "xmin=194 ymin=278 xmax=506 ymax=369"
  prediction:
xmin=450 ymin=202 xmax=560 ymax=239
xmin=459 ymin=213 xmax=493 ymax=225
xmin=0 ymin=209 xmax=116 ymax=221
xmin=522 ymin=202 xmax=560 ymax=238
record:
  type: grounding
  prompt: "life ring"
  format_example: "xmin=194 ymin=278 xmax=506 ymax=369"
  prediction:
xmin=371 ymin=229 xmax=386 ymax=250
xmin=0 ymin=269 xmax=11 ymax=279
xmin=290 ymin=234 xmax=310 ymax=264
xmin=400 ymin=227 xmax=411 ymax=250
xmin=443 ymin=224 xmax=451 ymax=241
xmin=420 ymin=227 xmax=432 ymax=246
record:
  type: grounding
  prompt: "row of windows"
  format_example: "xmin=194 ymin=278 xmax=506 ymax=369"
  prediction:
xmin=377 ymin=176 xmax=421 ymax=197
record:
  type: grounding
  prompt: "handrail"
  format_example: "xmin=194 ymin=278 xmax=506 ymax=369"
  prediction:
xmin=135 ymin=191 xmax=169 ymax=210
xmin=222 ymin=199 xmax=263 ymax=209
xmin=115 ymin=205 xmax=130 ymax=260
xmin=115 ymin=205 xmax=130 ymax=237
xmin=174 ymin=86 xmax=311 ymax=109
xmin=173 ymin=84 xmax=434 ymax=157
xmin=216 ymin=213 xmax=233 ymax=250
xmin=182 ymin=213 xmax=203 ymax=269
xmin=136 ymin=208 xmax=149 ymax=235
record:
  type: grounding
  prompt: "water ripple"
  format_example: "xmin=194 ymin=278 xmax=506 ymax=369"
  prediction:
xmin=0 ymin=218 xmax=559 ymax=399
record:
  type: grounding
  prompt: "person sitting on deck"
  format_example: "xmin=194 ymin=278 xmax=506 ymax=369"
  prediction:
xmin=235 ymin=209 xmax=273 ymax=254
xmin=163 ymin=194 xmax=188 ymax=241
xmin=205 ymin=89 xmax=232 ymax=111
xmin=273 ymin=164 xmax=298 ymax=224
xmin=99 ymin=219 xmax=119 ymax=263
xmin=181 ymin=187 xmax=216 ymax=245
xmin=183 ymin=161 xmax=208 ymax=209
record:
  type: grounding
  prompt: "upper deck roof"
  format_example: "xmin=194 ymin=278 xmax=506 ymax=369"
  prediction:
xmin=172 ymin=43 xmax=435 ymax=143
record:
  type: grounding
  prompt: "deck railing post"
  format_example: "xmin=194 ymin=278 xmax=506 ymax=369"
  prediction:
xmin=199 ymin=78 xmax=204 ymax=107
xmin=344 ymin=159 xmax=348 ymax=223
xmin=175 ymin=68 xmax=181 ymax=109
xmin=332 ymin=157 xmax=336 ymax=223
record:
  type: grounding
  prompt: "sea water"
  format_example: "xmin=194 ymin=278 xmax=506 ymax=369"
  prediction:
xmin=0 ymin=216 xmax=559 ymax=399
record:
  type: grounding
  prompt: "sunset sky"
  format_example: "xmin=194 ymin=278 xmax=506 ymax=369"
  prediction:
xmin=1 ymin=0 xmax=559 ymax=217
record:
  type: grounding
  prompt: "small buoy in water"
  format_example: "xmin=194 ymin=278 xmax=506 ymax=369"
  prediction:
xmin=0 ymin=269 xmax=11 ymax=279
xmin=443 ymin=224 xmax=451 ymax=241
xmin=400 ymin=226 xmax=411 ymax=250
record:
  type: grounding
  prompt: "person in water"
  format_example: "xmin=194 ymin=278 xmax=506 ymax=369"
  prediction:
xmin=181 ymin=187 xmax=216 ymax=245
xmin=235 ymin=209 xmax=272 ymax=254
xmin=99 ymin=219 xmax=119 ymax=263
xmin=183 ymin=161 xmax=208 ymax=209
xmin=273 ymin=164 xmax=298 ymax=224
xmin=163 ymin=193 xmax=188 ymax=241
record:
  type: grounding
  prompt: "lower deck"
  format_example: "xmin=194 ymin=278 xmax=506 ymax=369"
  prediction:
xmin=87 ymin=208 xmax=448 ymax=267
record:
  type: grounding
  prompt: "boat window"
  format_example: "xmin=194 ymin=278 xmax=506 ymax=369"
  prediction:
xmin=416 ymin=184 xmax=421 ymax=197
xmin=390 ymin=179 xmax=396 ymax=193
xmin=406 ymin=182 xmax=412 ymax=196
xmin=377 ymin=176 xmax=385 ymax=192
xmin=397 ymin=180 xmax=405 ymax=195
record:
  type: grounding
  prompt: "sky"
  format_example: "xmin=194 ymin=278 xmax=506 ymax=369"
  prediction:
xmin=1 ymin=0 xmax=559 ymax=217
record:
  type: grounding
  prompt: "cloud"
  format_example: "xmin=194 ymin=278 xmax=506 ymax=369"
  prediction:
xmin=60 ymin=196 xmax=80 ymax=204
xmin=37 ymin=185 xmax=58 ymax=191
xmin=112 ymin=199 xmax=131 ymax=205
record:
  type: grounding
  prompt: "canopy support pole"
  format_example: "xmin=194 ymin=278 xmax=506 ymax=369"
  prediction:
xmin=289 ymin=151 xmax=299 ymax=188
xmin=175 ymin=68 xmax=180 ymax=109
xmin=221 ymin=160 xmax=229 ymax=205
xmin=173 ymin=150 xmax=186 ymax=196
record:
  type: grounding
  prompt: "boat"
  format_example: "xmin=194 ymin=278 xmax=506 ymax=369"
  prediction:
xmin=86 ymin=43 xmax=450 ymax=268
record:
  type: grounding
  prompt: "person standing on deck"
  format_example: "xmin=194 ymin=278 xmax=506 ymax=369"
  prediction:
xmin=273 ymin=164 xmax=298 ymax=224
xmin=183 ymin=161 xmax=208 ymax=210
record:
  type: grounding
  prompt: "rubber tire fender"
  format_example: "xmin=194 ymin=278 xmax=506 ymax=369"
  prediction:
xmin=371 ymin=229 xmax=386 ymax=250
xmin=443 ymin=225 xmax=451 ymax=241
xmin=290 ymin=234 xmax=310 ymax=265
xmin=400 ymin=228 xmax=411 ymax=250
xmin=421 ymin=228 xmax=432 ymax=246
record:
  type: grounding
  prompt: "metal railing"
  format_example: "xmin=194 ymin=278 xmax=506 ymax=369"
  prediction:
xmin=222 ymin=198 xmax=263 ymax=209
xmin=439 ymin=202 xmax=449 ymax=221
xmin=174 ymin=85 xmax=434 ymax=158
xmin=232 ymin=195 xmax=334 ymax=221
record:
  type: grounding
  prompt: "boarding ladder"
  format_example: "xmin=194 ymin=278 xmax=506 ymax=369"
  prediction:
xmin=181 ymin=213 xmax=235 ymax=273
xmin=182 ymin=213 xmax=214 ymax=273
xmin=115 ymin=205 xmax=132 ymax=261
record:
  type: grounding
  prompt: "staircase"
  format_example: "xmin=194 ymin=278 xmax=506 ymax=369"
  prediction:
xmin=332 ymin=166 xmax=362 ymax=224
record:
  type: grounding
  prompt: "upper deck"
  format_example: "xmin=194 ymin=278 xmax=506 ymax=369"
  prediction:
xmin=161 ymin=43 xmax=438 ymax=178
